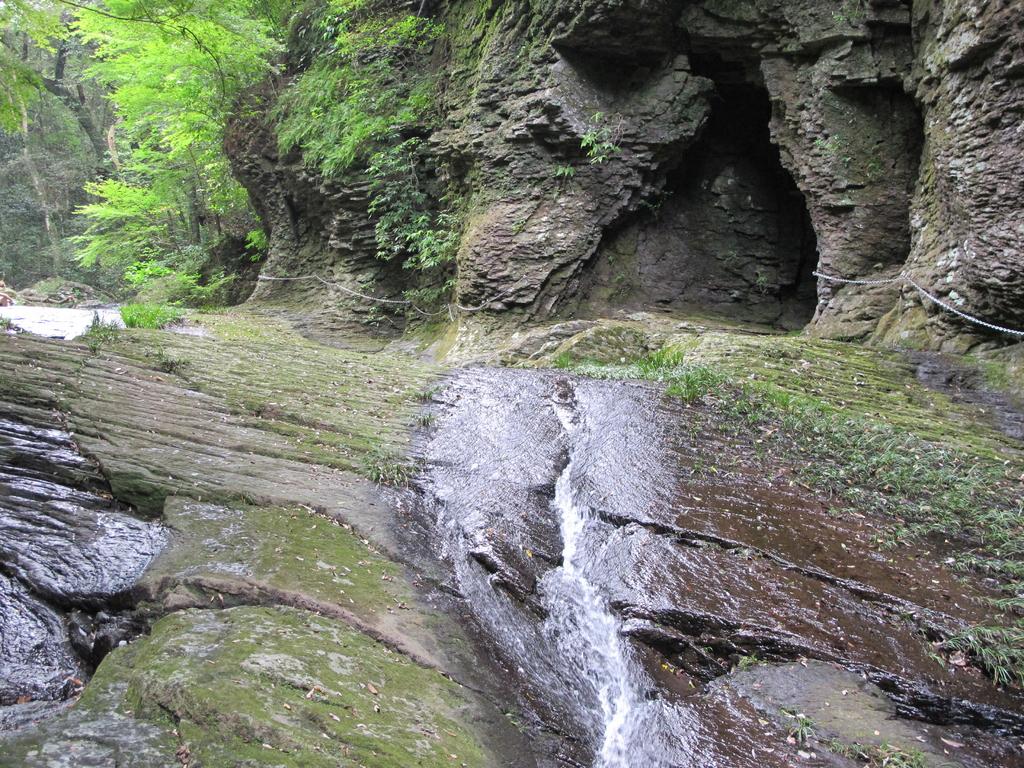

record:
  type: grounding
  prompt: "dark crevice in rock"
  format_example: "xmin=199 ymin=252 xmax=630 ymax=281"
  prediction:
xmin=580 ymin=48 xmax=819 ymax=329
xmin=623 ymin=604 xmax=1024 ymax=739
xmin=0 ymin=407 xmax=165 ymax=711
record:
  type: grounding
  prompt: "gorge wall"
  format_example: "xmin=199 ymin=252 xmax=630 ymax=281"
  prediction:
xmin=226 ymin=0 xmax=1024 ymax=351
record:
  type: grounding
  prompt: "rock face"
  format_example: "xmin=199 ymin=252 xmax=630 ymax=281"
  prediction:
xmin=0 ymin=406 xmax=165 ymax=708
xmin=228 ymin=0 xmax=1023 ymax=348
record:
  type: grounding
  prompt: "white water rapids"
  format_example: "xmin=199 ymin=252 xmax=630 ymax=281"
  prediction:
xmin=550 ymin=402 xmax=637 ymax=767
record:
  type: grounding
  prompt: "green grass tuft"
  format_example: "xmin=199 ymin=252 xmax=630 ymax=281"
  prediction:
xmin=361 ymin=447 xmax=415 ymax=487
xmin=120 ymin=303 xmax=184 ymax=329
xmin=943 ymin=623 xmax=1024 ymax=688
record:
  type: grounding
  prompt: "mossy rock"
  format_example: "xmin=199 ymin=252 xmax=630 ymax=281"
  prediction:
xmin=120 ymin=606 xmax=489 ymax=767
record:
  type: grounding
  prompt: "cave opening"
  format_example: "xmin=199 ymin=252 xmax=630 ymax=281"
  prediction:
xmin=650 ymin=53 xmax=818 ymax=328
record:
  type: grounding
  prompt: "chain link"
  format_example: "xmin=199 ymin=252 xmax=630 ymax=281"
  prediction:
xmin=814 ymin=271 xmax=1024 ymax=337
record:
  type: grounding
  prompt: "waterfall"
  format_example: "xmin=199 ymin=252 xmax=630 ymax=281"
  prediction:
xmin=550 ymin=401 xmax=637 ymax=767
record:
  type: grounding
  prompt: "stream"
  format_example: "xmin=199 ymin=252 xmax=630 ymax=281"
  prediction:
xmin=420 ymin=367 xmax=1024 ymax=767
xmin=0 ymin=306 xmax=123 ymax=340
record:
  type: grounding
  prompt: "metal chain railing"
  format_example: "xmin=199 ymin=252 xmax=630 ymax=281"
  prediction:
xmin=813 ymin=270 xmax=1024 ymax=337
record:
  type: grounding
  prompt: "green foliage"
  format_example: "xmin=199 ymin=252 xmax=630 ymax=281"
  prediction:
xmin=68 ymin=0 xmax=286 ymax=297
xmin=245 ymin=229 xmax=269 ymax=261
xmin=276 ymin=1 xmax=442 ymax=176
xmin=82 ymin=314 xmax=121 ymax=352
xmin=944 ymin=623 xmax=1024 ymax=688
xmin=0 ymin=1 xmax=61 ymax=132
xmin=366 ymin=138 xmax=460 ymax=302
xmin=75 ymin=180 xmax=171 ymax=266
xmin=360 ymin=446 xmax=415 ymax=486
xmin=581 ymin=111 xmax=622 ymax=165
xmin=553 ymin=164 xmax=576 ymax=178
xmin=120 ymin=303 xmax=185 ymax=329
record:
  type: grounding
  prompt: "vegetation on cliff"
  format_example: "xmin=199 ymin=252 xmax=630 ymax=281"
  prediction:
xmin=0 ymin=0 xmax=287 ymax=300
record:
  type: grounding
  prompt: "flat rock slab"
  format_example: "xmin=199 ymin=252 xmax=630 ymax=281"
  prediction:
xmin=139 ymin=497 xmax=449 ymax=669
xmin=720 ymin=661 xmax=1024 ymax=768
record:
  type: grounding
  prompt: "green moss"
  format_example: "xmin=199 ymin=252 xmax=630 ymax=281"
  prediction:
xmin=104 ymin=311 xmax=440 ymax=481
xmin=112 ymin=606 xmax=488 ymax=767
xmin=143 ymin=501 xmax=413 ymax=626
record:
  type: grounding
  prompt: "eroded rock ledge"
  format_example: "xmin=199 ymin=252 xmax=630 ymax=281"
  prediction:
xmin=228 ymin=0 xmax=1023 ymax=351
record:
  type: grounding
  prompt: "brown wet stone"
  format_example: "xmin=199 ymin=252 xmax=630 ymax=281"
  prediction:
xmin=720 ymin=661 xmax=1024 ymax=768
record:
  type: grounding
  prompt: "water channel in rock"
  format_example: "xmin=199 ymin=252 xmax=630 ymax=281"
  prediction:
xmin=418 ymin=367 xmax=1024 ymax=767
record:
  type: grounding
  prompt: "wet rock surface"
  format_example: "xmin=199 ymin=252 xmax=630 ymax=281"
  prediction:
xmin=0 ymin=325 xmax=532 ymax=766
xmin=0 ymin=405 xmax=165 ymax=711
xmin=721 ymin=661 xmax=1024 ymax=768
xmin=420 ymin=366 xmax=1024 ymax=766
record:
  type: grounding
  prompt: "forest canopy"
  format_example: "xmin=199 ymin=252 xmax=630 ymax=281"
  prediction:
xmin=0 ymin=0 xmax=289 ymax=300
xmin=0 ymin=0 xmax=453 ymax=306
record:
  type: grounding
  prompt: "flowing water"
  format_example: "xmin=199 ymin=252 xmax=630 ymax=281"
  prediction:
xmin=0 ymin=306 xmax=123 ymax=340
xmin=423 ymin=370 xmax=719 ymax=766
xmin=549 ymin=397 xmax=635 ymax=766
xmin=421 ymin=367 xmax=1024 ymax=767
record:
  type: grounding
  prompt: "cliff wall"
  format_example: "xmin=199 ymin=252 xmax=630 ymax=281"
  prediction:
xmin=227 ymin=0 xmax=1024 ymax=350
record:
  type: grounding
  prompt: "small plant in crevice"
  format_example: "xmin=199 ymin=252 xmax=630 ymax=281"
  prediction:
xmin=733 ymin=653 xmax=764 ymax=672
xmin=151 ymin=348 xmax=189 ymax=376
xmin=415 ymin=412 xmax=436 ymax=428
xmin=753 ymin=270 xmax=772 ymax=295
xmin=832 ymin=0 xmax=867 ymax=26
xmin=581 ymin=111 xmax=623 ymax=165
xmin=552 ymin=163 xmax=577 ymax=194
xmin=781 ymin=709 xmax=814 ymax=746
xmin=553 ymin=164 xmax=576 ymax=181
xmin=813 ymin=134 xmax=851 ymax=168
xmin=942 ymin=622 xmax=1024 ymax=688
xmin=416 ymin=385 xmax=442 ymax=402
xmin=82 ymin=316 xmax=121 ymax=353
xmin=361 ymin=446 xmax=415 ymax=487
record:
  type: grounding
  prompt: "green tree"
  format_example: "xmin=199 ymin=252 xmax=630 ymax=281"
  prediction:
xmin=68 ymin=0 xmax=288 ymax=299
